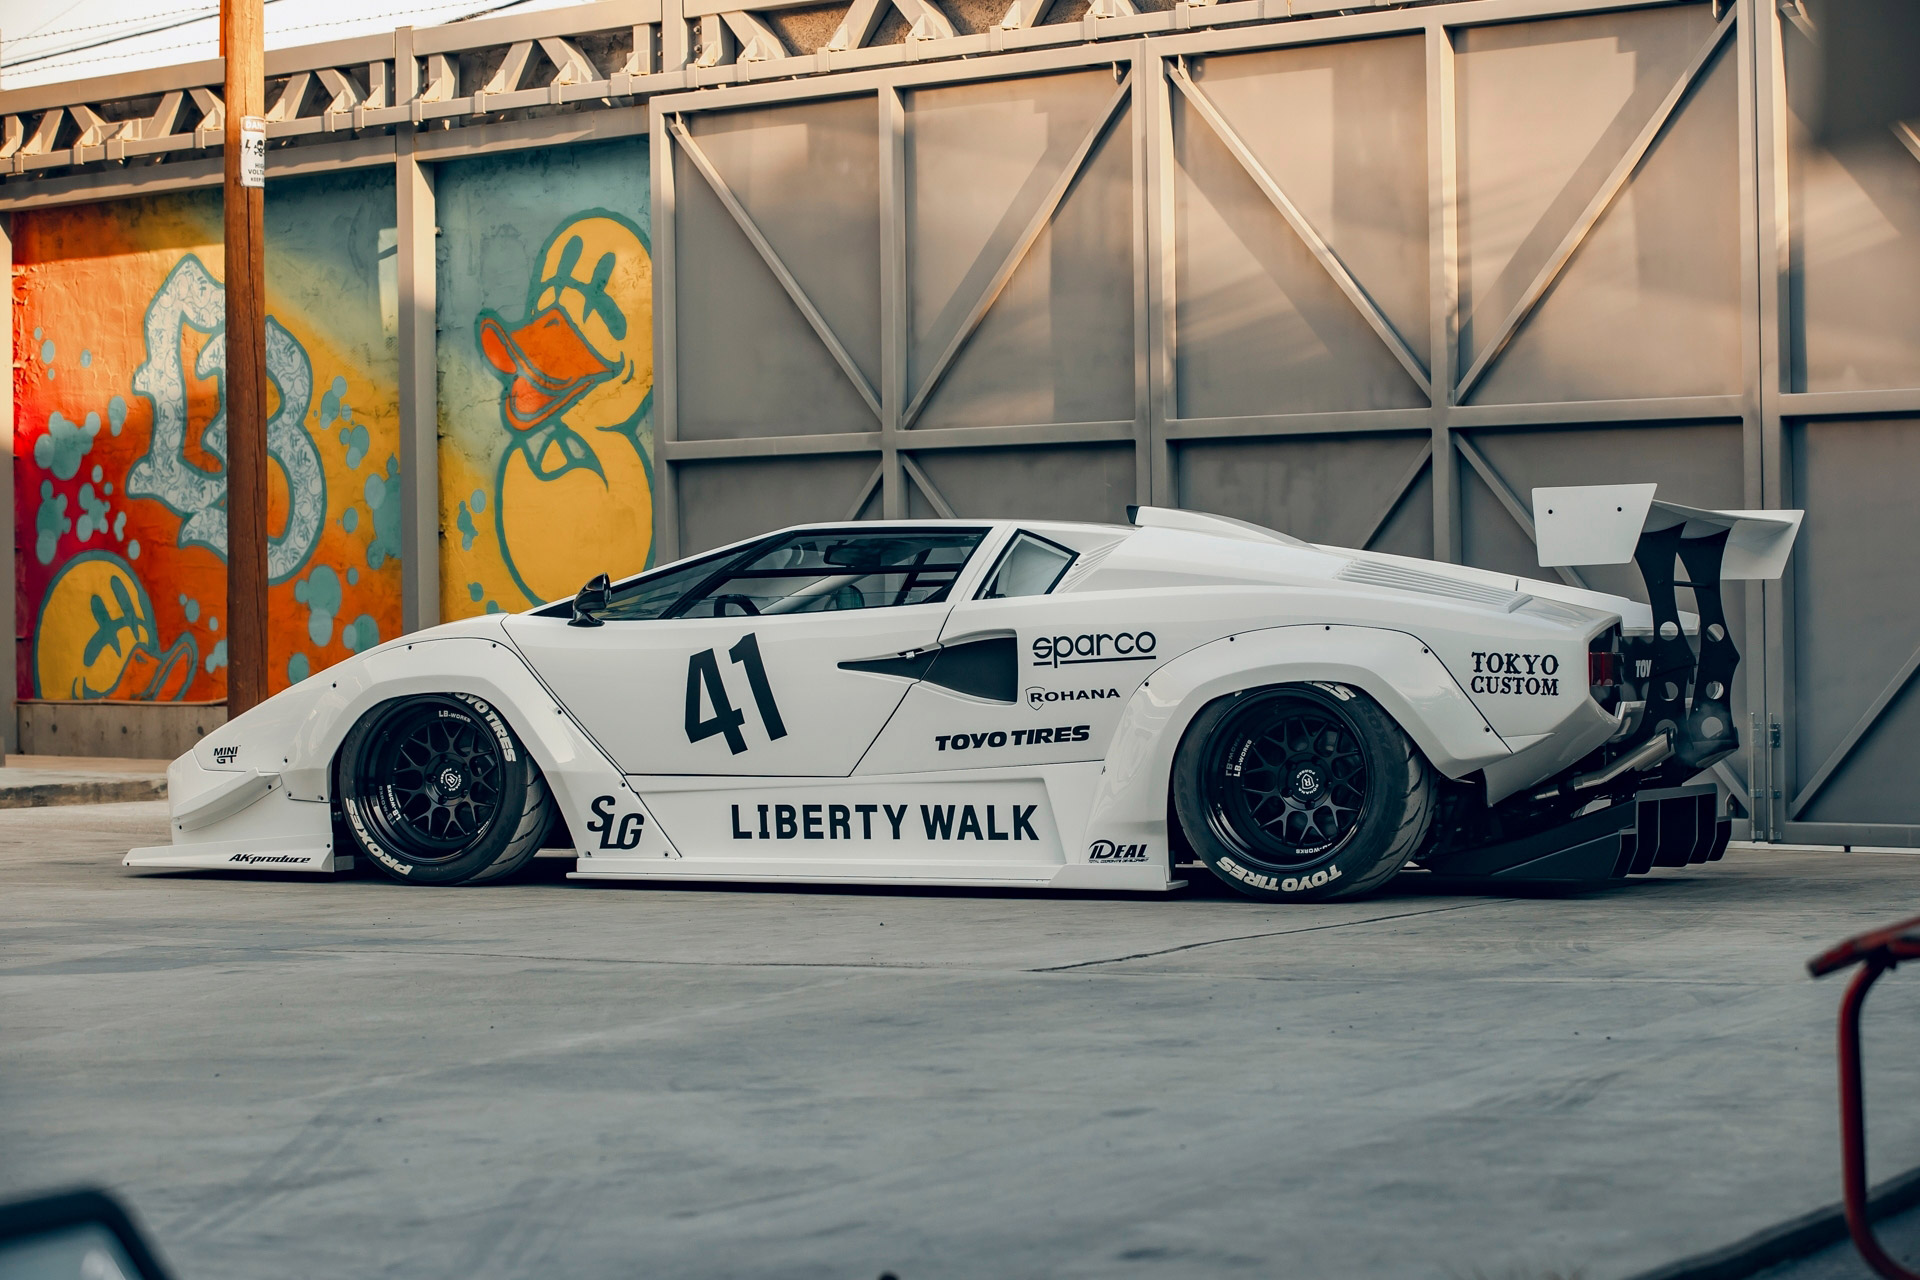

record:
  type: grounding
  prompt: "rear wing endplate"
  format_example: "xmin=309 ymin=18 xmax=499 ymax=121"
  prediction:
xmin=1532 ymin=484 xmax=1803 ymax=580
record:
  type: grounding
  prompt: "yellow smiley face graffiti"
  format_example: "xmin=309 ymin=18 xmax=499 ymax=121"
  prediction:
xmin=476 ymin=211 xmax=654 ymax=604
xmin=34 ymin=552 xmax=198 ymax=701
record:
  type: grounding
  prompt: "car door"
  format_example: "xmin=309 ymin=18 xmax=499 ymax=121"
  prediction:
xmin=503 ymin=526 xmax=991 ymax=776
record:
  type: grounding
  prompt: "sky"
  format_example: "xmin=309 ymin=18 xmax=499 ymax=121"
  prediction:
xmin=0 ymin=0 xmax=574 ymax=89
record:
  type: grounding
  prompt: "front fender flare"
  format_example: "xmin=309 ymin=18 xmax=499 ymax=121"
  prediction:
xmin=1079 ymin=625 xmax=1511 ymax=863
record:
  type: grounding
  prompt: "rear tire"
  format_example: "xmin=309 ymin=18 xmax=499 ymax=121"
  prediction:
xmin=1172 ymin=683 xmax=1432 ymax=902
xmin=337 ymin=693 xmax=552 ymax=886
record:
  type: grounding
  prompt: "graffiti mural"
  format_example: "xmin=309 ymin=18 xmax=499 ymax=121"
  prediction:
xmin=437 ymin=140 xmax=654 ymax=618
xmin=13 ymin=172 xmax=403 ymax=702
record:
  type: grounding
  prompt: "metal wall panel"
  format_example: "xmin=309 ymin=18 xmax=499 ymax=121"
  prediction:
xmin=646 ymin=0 xmax=1914 ymax=843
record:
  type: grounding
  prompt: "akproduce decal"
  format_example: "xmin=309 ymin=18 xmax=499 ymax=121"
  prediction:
xmin=436 ymin=138 xmax=655 ymax=619
xmin=13 ymin=174 xmax=402 ymax=701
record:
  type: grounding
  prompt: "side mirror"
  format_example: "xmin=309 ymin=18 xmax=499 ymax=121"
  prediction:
xmin=0 ymin=1187 xmax=174 ymax=1280
xmin=569 ymin=573 xmax=611 ymax=628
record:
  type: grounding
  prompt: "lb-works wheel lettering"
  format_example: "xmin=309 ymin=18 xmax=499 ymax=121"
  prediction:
xmin=336 ymin=693 xmax=554 ymax=886
xmin=1172 ymin=683 xmax=1433 ymax=903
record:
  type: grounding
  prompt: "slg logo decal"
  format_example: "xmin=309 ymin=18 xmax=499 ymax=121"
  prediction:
xmin=1467 ymin=651 xmax=1561 ymax=696
xmin=1030 ymin=632 xmax=1157 ymax=668
xmin=1088 ymin=840 xmax=1148 ymax=862
xmin=212 ymin=745 xmax=239 ymax=764
xmin=586 ymin=795 xmax=646 ymax=850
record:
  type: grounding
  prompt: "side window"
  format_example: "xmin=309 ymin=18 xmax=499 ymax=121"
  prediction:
xmin=977 ymin=532 xmax=1077 ymax=600
xmin=675 ymin=530 xmax=986 ymax=617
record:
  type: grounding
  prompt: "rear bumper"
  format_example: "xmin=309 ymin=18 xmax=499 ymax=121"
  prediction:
xmin=1424 ymin=784 xmax=1731 ymax=881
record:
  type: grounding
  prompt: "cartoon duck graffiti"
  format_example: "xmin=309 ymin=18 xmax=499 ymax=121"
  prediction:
xmin=33 ymin=552 xmax=198 ymax=701
xmin=477 ymin=210 xmax=654 ymax=604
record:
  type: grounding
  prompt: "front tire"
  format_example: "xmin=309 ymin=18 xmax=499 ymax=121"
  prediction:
xmin=337 ymin=693 xmax=553 ymax=886
xmin=1172 ymin=683 xmax=1432 ymax=902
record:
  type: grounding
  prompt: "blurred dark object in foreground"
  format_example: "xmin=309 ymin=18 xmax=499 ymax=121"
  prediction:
xmin=0 ymin=1188 xmax=173 ymax=1280
xmin=1807 ymin=0 xmax=1920 ymax=146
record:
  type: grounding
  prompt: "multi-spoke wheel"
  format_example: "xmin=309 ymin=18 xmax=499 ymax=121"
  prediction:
xmin=337 ymin=693 xmax=553 ymax=886
xmin=1173 ymin=684 xmax=1433 ymax=902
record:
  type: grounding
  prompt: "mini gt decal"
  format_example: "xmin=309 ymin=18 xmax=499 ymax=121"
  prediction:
xmin=213 ymin=745 xmax=240 ymax=764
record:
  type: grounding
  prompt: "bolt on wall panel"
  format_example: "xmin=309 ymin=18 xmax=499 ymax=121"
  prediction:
xmin=674 ymin=97 xmax=883 ymax=441
xmin=905 ymin=70 xmax=1135 ymax=430
xmin=1455 ymin=3 xmax=1742 ymax=403
xmin=1172 ymin=36 xmax=1430 ymax=419
xmin=1782 ymin=24 xmax=1920 ymax=393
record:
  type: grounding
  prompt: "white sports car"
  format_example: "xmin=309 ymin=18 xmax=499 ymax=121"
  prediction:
xmin=126 ymin=484 xmax=1801 ymax=901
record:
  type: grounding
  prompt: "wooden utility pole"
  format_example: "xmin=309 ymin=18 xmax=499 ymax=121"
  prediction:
xmin=221 ymin=0 xmax=269 ymax=714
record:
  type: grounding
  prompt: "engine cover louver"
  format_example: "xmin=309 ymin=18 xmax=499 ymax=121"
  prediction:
xmin=1335 ymin=559 xmax=1532 ymax=611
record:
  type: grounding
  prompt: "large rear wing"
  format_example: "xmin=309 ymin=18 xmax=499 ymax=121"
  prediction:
xmin=1533 ymin=484 xmax=1803 ymax=579
xmin=1531 ymin=484 xmax=1803 ymax=773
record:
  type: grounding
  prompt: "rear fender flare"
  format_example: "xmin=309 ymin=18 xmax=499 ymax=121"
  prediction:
xmin=1080 ymin=625 xmax=1510 ymax=861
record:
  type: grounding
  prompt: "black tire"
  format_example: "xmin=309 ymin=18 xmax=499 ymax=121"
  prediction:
xmin=1172 ymin=683 xmax=1433 ymax=903
xmin=337 ymin=693 xmax=553 ymax=886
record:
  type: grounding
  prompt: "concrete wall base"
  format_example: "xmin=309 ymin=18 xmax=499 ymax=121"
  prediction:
xmin=17 ymin=700 xmax=227 ymax=760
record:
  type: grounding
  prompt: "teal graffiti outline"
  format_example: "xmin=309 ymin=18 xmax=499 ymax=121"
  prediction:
xmin=124 ymin=254 xmax=328 ymax=584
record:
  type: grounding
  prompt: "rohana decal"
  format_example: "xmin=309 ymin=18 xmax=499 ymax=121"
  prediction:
xmin=730 ymin=802 xmax=1040 ymax=842
xmin=1027 ymin=686 xmax=1119 ymax=709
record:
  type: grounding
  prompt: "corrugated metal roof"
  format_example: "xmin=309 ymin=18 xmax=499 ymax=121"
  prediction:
xmin=0 ymin=0 xmax=580 ymax=89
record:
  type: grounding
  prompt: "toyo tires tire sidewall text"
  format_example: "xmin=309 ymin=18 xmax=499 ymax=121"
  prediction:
xmin=1173 ymin=683 xmax=1433 ymax=903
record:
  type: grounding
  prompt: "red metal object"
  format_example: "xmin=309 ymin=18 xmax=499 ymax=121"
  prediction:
xmin=1809 ymin=914 xmax=1920 ymax=1280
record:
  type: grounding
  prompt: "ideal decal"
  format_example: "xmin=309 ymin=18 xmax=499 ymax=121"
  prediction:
xmin=936 ymin=726 xmax=1091 ymax=751
xmin=585 ymin=794 xmax=646 ymax=850
xmin=730 ymin=802 xmax=1040 ymax=842
xmin=1087 ymin=840 xmax=1148 ymax=863
xmin=1468 ymin=651 xmax=1562 ymax=697
xmin=1027 ymin=687 xmax=1120 ymax=709
xmin=1030 ymin=631 xmax=1157 ymax=668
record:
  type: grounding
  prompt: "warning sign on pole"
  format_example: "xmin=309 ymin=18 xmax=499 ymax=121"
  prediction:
xmin=239 ymin=116 xmax=267 ymax=188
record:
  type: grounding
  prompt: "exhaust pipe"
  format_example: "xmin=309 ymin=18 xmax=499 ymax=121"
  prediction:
xmin=1533 ymin=731 xmax=1673 ymax=803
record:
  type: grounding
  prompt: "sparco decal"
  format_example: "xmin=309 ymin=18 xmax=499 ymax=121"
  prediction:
xmin=936 ymin=726 xmax=1091 ymax=750
xmin=1088 ymin=840 xmax=1148 ymax=862
xmin=585 ymin=795 xmax=646 ymax=850
xmin=1030 ymin=631 xmax=1157 ymax=668
xmin=1467 ymin=651 xmax=1561 ymax=697
xmin=730 ymin=802 xmax=1040 ymax=842
xmin=1027 ymin=687 xmax=1119 ymax=709
xmin=227 ymin=852 xmax=314 ymax=865
xmin=212 ymin=745 xmax=239 ymax=764
xmin=1217 ymin=855 xmax=1343 ymax=893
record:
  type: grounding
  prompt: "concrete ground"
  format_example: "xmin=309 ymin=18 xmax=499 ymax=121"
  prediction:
xmin=4 ymin=802 xmax=1920 ymax=1280
xmin=0 ymin=755 xmax=169 ymax=808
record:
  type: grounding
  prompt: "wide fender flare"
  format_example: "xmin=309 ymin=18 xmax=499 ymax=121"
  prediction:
xmin=1081 ymin=625 xmax=1511 ymax=856
xmin=214 ymin=635 xmax=662 ymax=855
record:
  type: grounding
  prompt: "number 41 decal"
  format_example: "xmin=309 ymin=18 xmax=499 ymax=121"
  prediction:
xmin=685 ymin=632 xmax=788 ymax=754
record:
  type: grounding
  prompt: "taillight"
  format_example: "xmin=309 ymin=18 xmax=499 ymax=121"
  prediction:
xmin=1589 ymin=651 xmax=1619 ymax=689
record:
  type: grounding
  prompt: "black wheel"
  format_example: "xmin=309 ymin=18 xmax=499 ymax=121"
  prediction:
xmin=337 ymin=693 xmax=553 ymax=886
xmin=1173 ymin=683 xmax=1433 ymax=902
